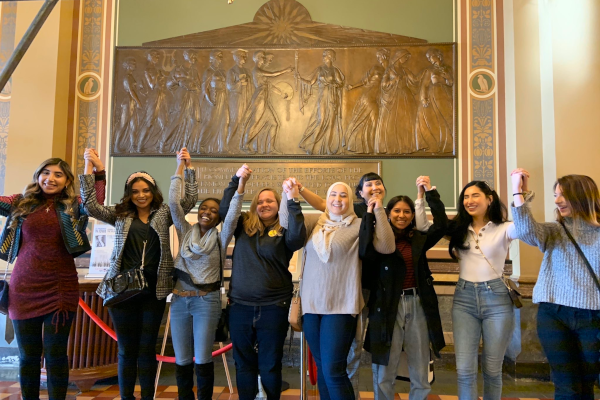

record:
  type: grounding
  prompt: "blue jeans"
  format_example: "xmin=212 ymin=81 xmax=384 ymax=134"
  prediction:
xmin=229 ymin=302 xmax=290 ymax=400
xmin=452 ymin=278 xmax=514 ymax=400
xmin=170 ymin=291 xmax=222 ymax=365
xmin=537 ymin=302 xmax=600 ymax=400
xmin=372 ymin=293 xmax=430 ymax=400
xmin=13 ymin=311 xmax=75 ymax=400
xmin=303 ymin=313 xmax=357 ymax=400
xmin=347 ymin=290 xmax=370 ymax=400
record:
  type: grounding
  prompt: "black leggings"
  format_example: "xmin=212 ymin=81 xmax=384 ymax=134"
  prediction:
xmin=12 ymin=311 xmax=75 ymax=400
xmin=109 ymin=294 xmax=166 ymax=400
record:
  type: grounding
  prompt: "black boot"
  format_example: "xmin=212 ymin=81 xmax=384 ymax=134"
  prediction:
xmin=175 ymin=363 xmax=195 ymax=400
xmin=195 ymin=362 xmax=214 ymax=400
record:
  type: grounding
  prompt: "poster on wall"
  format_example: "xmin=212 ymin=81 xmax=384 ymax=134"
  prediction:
xmin=86 ymin=222 xmax=116 ymax=278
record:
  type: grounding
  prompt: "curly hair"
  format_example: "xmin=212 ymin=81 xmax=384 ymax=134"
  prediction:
xmin=9 ymin=158 xmax=77 ymax=229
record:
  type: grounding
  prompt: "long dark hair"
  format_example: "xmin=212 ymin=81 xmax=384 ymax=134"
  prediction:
xmin=355 ymin=172 xmax=385 ymax=203
xmin=448 ymin=181 xmax=508 ymax=259
xmin=10 ymin=158 xmax=77 ymax=229
xmin=554 ymin=175 xmax=600 ymax=226
xmin=115 ymin=173 xmax=164 ymax=218
xmin=386 ymin=195 xmax=416 ymax=240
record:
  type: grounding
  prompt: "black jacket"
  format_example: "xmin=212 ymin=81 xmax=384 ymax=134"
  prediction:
xmin=219 ymin=175 xmax=306 ymax=306
xmin=363 ymin=190 xmax=448 ymax=365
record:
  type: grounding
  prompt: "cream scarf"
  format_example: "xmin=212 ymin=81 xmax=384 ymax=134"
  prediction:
xmin=311 ymin=182 xmax=357 ymax=263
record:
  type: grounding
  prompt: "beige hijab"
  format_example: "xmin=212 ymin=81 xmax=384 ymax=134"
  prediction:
xmin=311 ymin=182 xmax=357 ymax=263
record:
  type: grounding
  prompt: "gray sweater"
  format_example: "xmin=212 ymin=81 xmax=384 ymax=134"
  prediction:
xmin=512 ymin=195 xmax=600 ymax=310
xmin=169 ymin=174 xmax=243 ymax=287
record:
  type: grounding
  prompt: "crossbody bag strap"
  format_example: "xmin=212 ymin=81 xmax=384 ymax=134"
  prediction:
xmin=140 ymin=218 xmax=151 ymax=270
xmin=470 ymin=231 xmax=510 ymax=289
xmin=560 ymin=221 xmax=600 ymax=293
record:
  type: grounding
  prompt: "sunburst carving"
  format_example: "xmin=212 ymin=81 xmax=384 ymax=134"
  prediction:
xmin=144 ymin=0 xmax=427 ymax=47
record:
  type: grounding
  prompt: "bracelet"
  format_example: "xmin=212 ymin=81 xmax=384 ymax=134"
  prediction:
xmin=299 ymin=186 xmax=305 ymax=193
xmin=513 ymin=193 xmax=524 ymax=196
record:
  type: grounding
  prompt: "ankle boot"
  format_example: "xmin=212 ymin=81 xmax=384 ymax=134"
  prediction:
xmin=195 ymin=362 xmax=214 ymax=400
xmin=175 ymin=363 xmax=195 ymax=400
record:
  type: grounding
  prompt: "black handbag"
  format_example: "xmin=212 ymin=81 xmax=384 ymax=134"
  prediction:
xmin=560 ymin=222 xmax=600 ymax=293
xmin=100 ymin=222 xmax=150 ymax=307
xmin=0 ymin=232 xmax=16 ymax=315
xmin=214 ymin=238 xmax=229 ymax=342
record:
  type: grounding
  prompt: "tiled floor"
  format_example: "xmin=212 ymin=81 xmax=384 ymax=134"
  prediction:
xmin=0 ymin=381 xmax=560 ymax=400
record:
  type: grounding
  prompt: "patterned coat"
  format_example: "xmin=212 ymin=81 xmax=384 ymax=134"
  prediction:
xmin=80 ymin=169 xmax=197 ymax=300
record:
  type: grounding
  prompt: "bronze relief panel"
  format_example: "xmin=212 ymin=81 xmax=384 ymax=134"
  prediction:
xmin=111 ymin=0 xmax=455 ymax=158
xmin=112 ymin=44 xmax=456 ymax=158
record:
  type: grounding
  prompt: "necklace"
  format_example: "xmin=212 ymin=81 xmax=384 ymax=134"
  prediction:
xmin=45 ymin=199 xmax=54 ymax=213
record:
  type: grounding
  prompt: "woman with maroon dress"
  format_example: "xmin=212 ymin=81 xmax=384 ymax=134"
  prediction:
xmin=0 ymin=156 xmax=105 ymax=400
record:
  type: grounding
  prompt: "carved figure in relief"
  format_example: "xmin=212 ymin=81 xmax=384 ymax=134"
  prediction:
xmin=375 ymin=49 xmax=420 ymax=154
xmin=343 ymin=48 xmax=389 ymax=154
xmin=416 ymin=48 xmax=454 ymax=153
xmin=113 ymin=57 xmax=143 ymax=153
xmin=84 ymin=78 xmax=95 ymax=95
xmin=238 ymin=51 xmax=294 ymax=154
xmin=297 ymin=49 xmax=345 ymax=155
xmin=160 ymin=50 xmax=202 ymax=153
xmin=137 ymin=50 xmax=170 ymax=153
xmin=476 ymin=74 xmax=489 ymax=93
xmin=226 ymin=49 xmax=252 ymax=148
xmin=195 ymin=50 xmax=229 ymax=153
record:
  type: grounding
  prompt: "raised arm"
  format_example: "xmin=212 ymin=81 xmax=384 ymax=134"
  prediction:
xmin=368 ymin=196 xmax=396 ymax=254
xmin=279 ymin=178 xmax=325 ymax=230
xmin=422 ymin=188 xmax=449 ymax=251
xmin=358 ymin=210 xmax=376 ymax=260
xmin=169 ymin=149 xmax=197 ymax=237
xmin=282 ymin=182 xmax=307 ymax=252
xmin=0 ymin=194 xmax=21 ymax=218
xmin=220 ymin=166 xmax=250 ymax=247
xmin=218 ymin=164 xmax=251 ymax=222
xmin=414 ymin=175 xmax=433 ymax=232
xmin=81 ymin=149 xmax=116 ymax=225
xmin=510 ymin=169 xmax=555 ymax=250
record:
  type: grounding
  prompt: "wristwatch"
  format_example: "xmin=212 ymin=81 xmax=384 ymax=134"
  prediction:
xmin=292 ymin=197 xmax=300 ymax=203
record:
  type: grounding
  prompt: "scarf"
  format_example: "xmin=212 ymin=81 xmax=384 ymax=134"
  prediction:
xmin=311 ymin=182 xmax=357 ymax=263
xmin=180 ymin=224 xmax=219 ymax=260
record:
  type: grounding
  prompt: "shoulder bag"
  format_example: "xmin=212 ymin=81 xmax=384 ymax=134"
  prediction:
xmin=288 ymin=249 xmax=306 ymax=332
xmin=101 ymin=221 xmax=150 ymax=307
xmin=0 ymin=232 xmax=16 ymax=315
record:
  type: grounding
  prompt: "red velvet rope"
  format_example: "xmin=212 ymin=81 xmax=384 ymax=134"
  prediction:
xmin=78 ymin=298 xmax=232 ymax=362
xmin=307 ymin=346 xmax=318 ymax=386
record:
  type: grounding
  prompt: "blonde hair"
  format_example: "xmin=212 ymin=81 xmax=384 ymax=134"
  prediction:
xmin=554 ymin=175 xmax=600 ymax=226
xmin=10 ymin=158 xmax=77 ymax=229
xmin=242 ymin=188 xmax=282 ymax=237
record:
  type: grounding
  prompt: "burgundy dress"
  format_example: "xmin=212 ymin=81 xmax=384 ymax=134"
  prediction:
xmin=7 ymin=194 xmax=79 ymax=321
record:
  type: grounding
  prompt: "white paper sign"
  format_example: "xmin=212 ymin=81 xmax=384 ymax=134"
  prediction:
xmin=86 ymin=222 xmax=116 ymax=278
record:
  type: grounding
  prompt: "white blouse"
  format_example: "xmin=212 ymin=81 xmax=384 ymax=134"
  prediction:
xmin=458 ymin=221 xmax=517 ymax=282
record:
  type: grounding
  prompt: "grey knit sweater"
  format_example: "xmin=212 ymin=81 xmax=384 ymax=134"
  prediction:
xmin=169 ymin=174 xmax=243 ymax=286
xmin=512 ymin=195 xmax=600 ymax=310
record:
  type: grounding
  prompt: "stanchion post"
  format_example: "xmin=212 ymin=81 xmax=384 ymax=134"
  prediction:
xmin=300 ymin=331 xmax=307 ymax=400
xmin=155 ymin=303 xmax=172 ymax=397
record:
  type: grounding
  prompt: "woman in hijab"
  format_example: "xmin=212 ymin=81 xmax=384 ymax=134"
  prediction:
xmin=281 ymin=180 xmax=395 ymax=399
